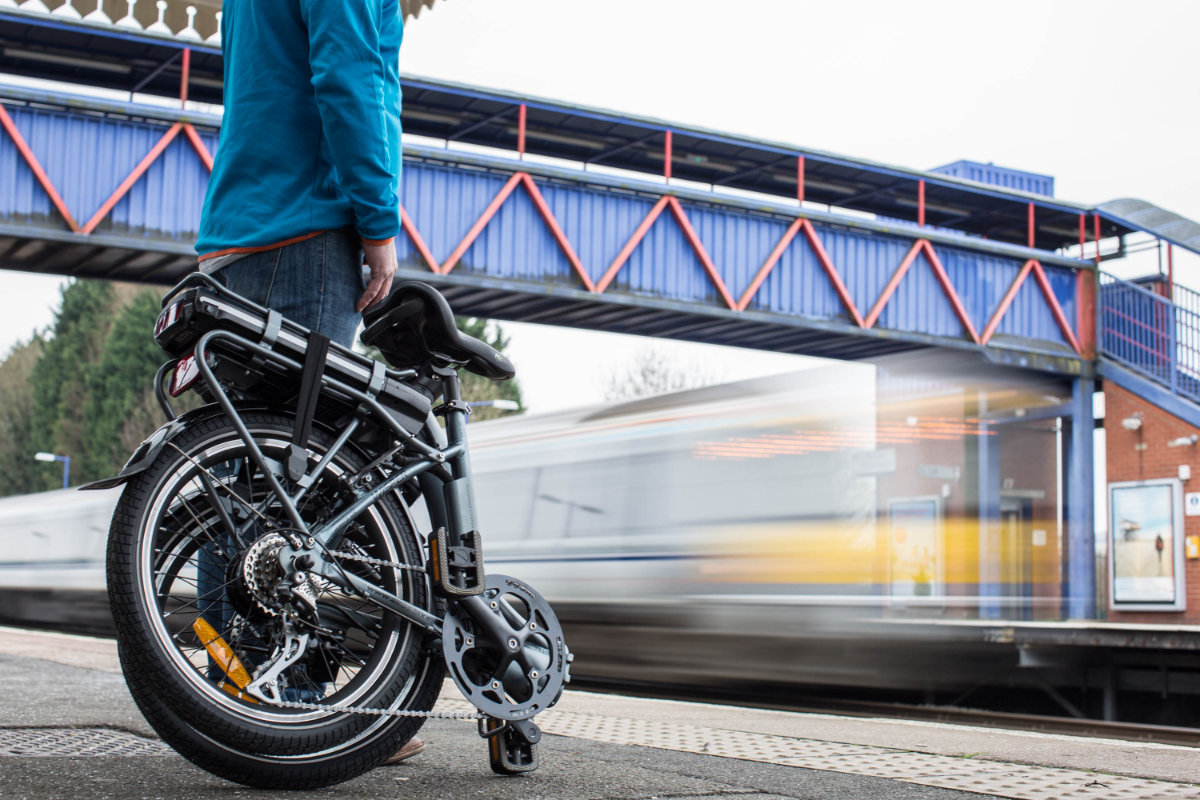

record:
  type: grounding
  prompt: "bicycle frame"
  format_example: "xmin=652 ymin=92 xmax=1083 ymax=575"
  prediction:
xmin=179 ymin=326 xmax=481 ymax=637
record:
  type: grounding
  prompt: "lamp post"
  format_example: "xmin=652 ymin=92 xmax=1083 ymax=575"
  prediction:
xmin=34 ymin=452 xmax=70 ymax=489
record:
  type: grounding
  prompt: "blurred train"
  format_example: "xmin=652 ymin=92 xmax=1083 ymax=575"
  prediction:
xmin=465 ymin=352 xmax=1074 ymax=694
xmin=1 ymin=351 xmax=1102 ymax=704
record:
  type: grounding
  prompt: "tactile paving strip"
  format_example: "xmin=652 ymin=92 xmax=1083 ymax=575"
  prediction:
xmin=0 ymin=727 xmax=170 ymax=757
xmin=434 ymin=699 xmax=1200 ymax=800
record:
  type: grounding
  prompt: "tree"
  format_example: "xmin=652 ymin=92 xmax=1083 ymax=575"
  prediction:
xmin=21 ymin=279 xmax=167 ymax=491
xmin=455 ymin=317 xmax=523 ymax=422
xmin=0 ymin=337 xmax=45 ymax=496
xmin=602 ymin=344 xmax=724 ymax=402
xmin=28 ymin=279 xmax=117 ymax=489
xmin=82 ymin=289 xmax=171 ymax=480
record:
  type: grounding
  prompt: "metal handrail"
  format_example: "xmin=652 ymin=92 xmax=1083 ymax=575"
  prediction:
xmin=1173 ymin=282 xmax=1200 ymax=316
xmin=1099 ymin=272 xmax=1200 ymax=403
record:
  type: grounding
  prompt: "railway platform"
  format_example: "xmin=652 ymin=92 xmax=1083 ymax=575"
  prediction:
xmin=1 ymin=626 xmax=1198 ymax=800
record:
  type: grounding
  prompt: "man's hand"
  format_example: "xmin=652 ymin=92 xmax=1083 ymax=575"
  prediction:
xmin=358 ymin=240 xmax=398 ymax=312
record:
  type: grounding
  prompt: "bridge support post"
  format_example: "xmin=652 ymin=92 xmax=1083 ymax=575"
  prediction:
xmin=1064 ymin=377 xmax=1096 ymax=619
xmin=977 ymin=393 xmax=1002 ymax=619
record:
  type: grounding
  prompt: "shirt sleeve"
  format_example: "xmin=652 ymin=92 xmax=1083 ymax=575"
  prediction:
xmin=298 ymin=0 xmax=400 ymax=244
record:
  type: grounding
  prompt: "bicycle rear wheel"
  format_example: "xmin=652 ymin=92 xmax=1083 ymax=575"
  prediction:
xmin=107 ymin=409 xmax=442 ymax=786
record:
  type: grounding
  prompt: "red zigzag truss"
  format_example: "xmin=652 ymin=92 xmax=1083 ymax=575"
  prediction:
xmin=0 ymin=108 xmax=1081 ymax=356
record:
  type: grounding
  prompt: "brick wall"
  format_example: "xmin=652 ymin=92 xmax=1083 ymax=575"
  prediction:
xmin=1105 ymin=383 xmax=1200 ymax=623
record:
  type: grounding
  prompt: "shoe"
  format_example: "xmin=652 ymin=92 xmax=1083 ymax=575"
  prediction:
xmin=382 ymin=737 xmax=426 ymax=765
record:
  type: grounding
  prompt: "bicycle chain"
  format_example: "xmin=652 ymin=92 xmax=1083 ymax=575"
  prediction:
xmin=326 ymin=547 xmax=426 ymax=573
xmin=256 ymin=547 xmax=484 ymax=720
xmin=271 ymin=697 xmax=485 ymax=720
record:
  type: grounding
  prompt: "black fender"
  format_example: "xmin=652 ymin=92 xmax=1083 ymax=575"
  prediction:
xmin=78 ymin=404 xmax=236 ymax=491
xmin=78 ymin=402 xmax=446 ymax=492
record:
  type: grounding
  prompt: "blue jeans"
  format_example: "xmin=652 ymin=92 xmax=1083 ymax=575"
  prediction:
xmin=199 ymin=228 xmax=363 ymax=684
xmin=213 ymin=227 xmax=365 ymax=348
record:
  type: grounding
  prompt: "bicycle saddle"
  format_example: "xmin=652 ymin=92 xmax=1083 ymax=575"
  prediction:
xmin=361 ymin=282 xmax=516 ymax=381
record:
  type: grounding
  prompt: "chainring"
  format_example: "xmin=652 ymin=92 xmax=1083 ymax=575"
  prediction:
xmin=442 ymin=574 xmax=571 ymax=721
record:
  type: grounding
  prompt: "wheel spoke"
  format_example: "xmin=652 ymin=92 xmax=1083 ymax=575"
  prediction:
xmin=127 ymin=416 xmax=432 ymax=724
xmin=198 ymin=470 xmax=246 ymax=550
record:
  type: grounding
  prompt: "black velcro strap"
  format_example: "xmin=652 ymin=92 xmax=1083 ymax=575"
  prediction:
xmin=262 ymin=310 xmax=283 ymax=347
xmin=248 ymin=309 xmax=284 ymax=372
xmin=368 ymin=359 xmax=386 ymax=397
xmin=286 ymin=331 xmax=331 ymax=482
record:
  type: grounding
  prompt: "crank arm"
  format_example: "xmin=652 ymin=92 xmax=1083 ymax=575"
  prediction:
xmin=442 ymin=574 xmax=571 ymax=723
xmin=456 ymin=593 xmax=526 ymax=647
xmin=479 ymin=716 xmax=542 ymax=745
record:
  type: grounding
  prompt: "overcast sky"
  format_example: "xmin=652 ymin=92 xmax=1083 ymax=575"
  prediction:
xmin=3 ymin=0 xmax=1198 ymax=410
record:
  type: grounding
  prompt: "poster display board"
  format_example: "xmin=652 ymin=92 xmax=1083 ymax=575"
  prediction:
xmin=887 ymin=497 xmax=942 ymax=597
xmin=1108 ymin=479 xmax=1187 ymax=612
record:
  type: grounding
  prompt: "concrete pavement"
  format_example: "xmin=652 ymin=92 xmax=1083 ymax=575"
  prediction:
xmin=1 ymin=627 xmax=1197 ymax=800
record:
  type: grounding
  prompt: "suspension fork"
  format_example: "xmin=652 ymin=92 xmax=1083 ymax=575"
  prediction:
xmin=410 ymin=368 xmax=482 ymax=545
xmin=417 ymin=369 xmax=500 ymax=614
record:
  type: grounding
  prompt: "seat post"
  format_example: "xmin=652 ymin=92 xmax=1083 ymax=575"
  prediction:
xmin=437 ymin=367 xmax=478 ymax=536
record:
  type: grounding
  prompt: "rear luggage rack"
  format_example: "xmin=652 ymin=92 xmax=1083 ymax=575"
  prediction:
xmin=153 ymin=273 xmax=435 ymax=435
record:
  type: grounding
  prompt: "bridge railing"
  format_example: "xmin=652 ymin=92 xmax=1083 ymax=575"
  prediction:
xmin=1172 ymin=281 xmax=1200 ymax=317
xmin=1099 ymin=271 xmax=1200 ymax=403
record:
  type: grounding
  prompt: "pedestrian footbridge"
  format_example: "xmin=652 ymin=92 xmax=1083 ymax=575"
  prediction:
xmin=0 ymin=7 xmax=1133 ymax=371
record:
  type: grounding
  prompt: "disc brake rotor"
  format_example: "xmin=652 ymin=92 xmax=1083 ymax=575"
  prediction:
xmin=443 ymin=574 xmax=570 ymax=721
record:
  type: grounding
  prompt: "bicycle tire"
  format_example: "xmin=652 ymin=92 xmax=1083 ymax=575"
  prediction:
xmin=107 ymin=409 xmax=443 ymax=773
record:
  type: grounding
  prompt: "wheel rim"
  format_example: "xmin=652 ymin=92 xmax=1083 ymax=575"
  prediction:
xmin=135 ymin=425 xmax=425 ymax=725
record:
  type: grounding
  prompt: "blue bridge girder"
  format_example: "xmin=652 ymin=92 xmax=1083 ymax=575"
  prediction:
xmin=0 ymin=85 xmax=1095 ymax=368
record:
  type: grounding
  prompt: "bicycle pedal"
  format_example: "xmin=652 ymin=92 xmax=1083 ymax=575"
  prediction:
xmin=430 ymin=527 xmax=485 ymax=597
xmin=480 ymin=717 xmax=540 ymax=775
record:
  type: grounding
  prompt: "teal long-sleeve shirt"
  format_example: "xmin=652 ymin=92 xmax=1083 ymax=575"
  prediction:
xmin=196 ymin=0 xmax=403 ymax=260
